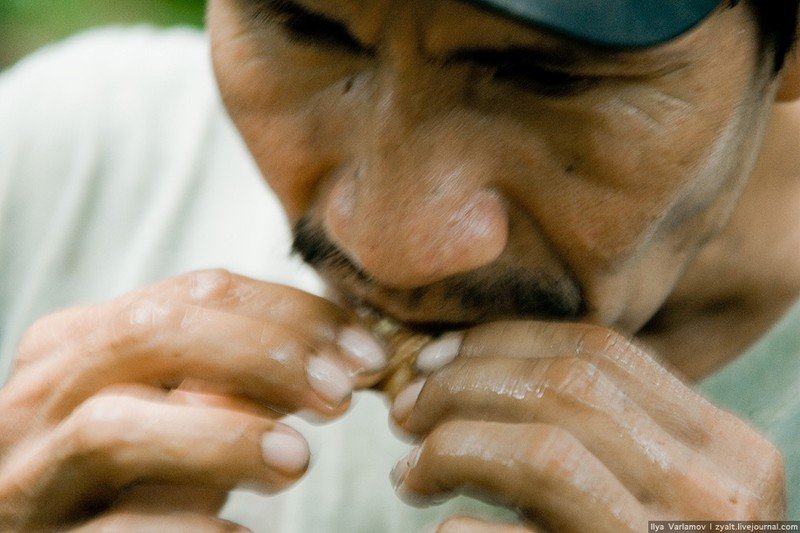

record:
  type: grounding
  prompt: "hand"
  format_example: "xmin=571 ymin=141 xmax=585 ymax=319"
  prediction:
xmin=0 ymin=270 xmax=387 ymax=531
xmin=389 ymin=321 xmax=786 ymax=532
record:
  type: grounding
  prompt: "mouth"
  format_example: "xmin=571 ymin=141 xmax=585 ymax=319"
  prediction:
xmin=292 ymin=215 xmax=588 ymax=394
xmin=291 ymin=215 xmax=587 ymax=327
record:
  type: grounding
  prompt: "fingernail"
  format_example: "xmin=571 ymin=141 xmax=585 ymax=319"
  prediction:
xmin=337 ymin=326 xmax=387 ymax=372
xmin=391 ymin=379 xmax=425 ymax=423
xmin=307 ymin=355 xmax=353 ymax=405
xmin=415 ymin=332 xmax=463 ymax=373
xmin=391 ymin=446 xmax=421 ymax=489
xmin=261 ymin=426 xmax=310 ymax=475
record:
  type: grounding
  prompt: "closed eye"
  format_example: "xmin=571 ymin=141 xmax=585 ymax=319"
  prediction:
xmin=246 ymin=0 xmax=370 ymax=54
xmin=494 ymin=61 xmax=598 ymax=96
xmin=448 ymin=48 xmax=600 ymax=97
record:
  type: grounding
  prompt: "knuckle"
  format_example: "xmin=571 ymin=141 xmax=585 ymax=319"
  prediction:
xmin=543 ymin=358 xmax=630 ymax=423
xmin=542 ymin=357 xmax=604 ymax=397
xmin=62 ymin=395 xmax=131 ymax=461
xmin=428 ymin=357 xmax=470 ymax=393
xmin=422 ymin=426 xmax=449 ymax=459
xmin=574 ymin=324 xmax=630 ymax=360
xmin=185 ymin=269 xmax=235 ymax=307
xmin=423 ymin=420 xmax=464 ymax=459
xmin=100 ymin=299 xmax=184 ymax=355
xmin=522 ymin=425 xmax=586 ymax=481
xmin=17 ymin=315 xmax=55 ymax=351
xmin=255 ymin=324 xmax=311 ymax=370
xmin=16 ymin=306 xmax=95 ymax=363
xmin=575 ymin=324 xmax=657 ymax=374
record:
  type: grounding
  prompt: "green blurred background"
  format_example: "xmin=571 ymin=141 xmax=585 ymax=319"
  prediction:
xmin=0 ymin=0 xmax=206 ymax=69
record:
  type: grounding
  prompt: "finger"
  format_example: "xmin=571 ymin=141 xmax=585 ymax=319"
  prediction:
xmin=170 ymin=381 xmax=284 ymax=419
xmin=69 ymin=510 xmax=250 ymax=533
xmin=454 ymin=321 xmax=713 ymax=447
xmin=437 ymin=516 xmax=543 ymax=533
xmin=113 ymin=484 xmax=228 ymax=515
xmin=0 ymin=393 xmax=310 ymax=527
xmin=392 ymin=421 xmax=647 ymax=533
xmin=451 ymin=321 xmax=775 ymax=481
xmin=393 ymin=355 xmax=703 ymax=503
xmin=85 ymin=382 xmax=284 ymax=421
xmin=22 ymin=303 xmax=364 ymax=422
xmin=13 ymin=304 xmax=97 ymax=371
xmin=124 ymin=270 xmax=386 ymax=374
xmin=9 ymin=270 xmax=388 ymax=420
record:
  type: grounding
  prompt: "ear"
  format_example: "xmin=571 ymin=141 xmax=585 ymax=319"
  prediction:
xmin=777 ymin=44 xmax=800 ymax=102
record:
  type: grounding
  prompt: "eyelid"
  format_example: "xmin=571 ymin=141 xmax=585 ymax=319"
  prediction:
xmin=493 ymin=64 xmax=599 ymax=97
xmin=445 ymin=48 xmax=599 ymax=97
xmin=246 ymin=0 xmax=371 ymax=54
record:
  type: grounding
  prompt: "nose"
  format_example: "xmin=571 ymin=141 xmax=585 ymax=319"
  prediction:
xmin=324 ymin=170 xmax=509 ymax=289
xmin=322 ymin=12 xmax=510 ymax=289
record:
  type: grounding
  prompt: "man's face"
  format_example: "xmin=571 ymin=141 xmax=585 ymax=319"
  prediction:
xmin=209 ymin=0 xmax=777 ymax=334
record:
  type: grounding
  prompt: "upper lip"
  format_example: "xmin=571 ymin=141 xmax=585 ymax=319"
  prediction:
xmin=339 ymin=290 xmax=476 ymax=335
xmin=292 ymin=216 xmax=586 ymax=328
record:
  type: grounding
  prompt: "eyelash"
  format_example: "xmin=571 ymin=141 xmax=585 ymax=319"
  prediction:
xmin=486 ymin=60 xmax=600 ymax=97
xmin=250 ymin=0 xmax=368 ymax=54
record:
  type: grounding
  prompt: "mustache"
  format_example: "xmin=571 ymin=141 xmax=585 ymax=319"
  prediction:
xmin=291 ymin=216 xmax=586 ymax=322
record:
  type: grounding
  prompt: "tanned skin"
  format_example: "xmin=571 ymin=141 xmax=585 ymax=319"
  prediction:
xmin=0 ymin=0 xmax=799 ymax=530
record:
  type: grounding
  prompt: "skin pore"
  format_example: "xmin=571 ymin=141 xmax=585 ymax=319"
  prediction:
xmin=208 ymin=0 xmax=800 ymax=380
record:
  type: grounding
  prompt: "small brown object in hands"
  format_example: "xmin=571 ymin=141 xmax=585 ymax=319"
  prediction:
xmin=356 ymin=308 xmax=432 ymax=400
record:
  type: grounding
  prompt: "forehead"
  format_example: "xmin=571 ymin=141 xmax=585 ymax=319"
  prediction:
xmin=277 ymin=0 xmax=711 ymax=68
xmin=287 ymin=0 xmax=583 ymax=43
xmin=286 ymin=0 xmax=723 ymax=46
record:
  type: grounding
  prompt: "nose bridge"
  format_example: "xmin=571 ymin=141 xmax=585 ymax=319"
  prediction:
xmin=359 ymin=23 xmax=463 ymax=206
xmin=358 ymin=48 xmax=472 ymax=236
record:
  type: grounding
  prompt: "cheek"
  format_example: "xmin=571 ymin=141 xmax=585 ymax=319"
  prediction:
xmin=499 ymin=68 xmax=754 ymax=280
xmin=209 ymin=1 xmax=359 ymax=220
xmin=551 ymin=15 xmax=761 ymax=273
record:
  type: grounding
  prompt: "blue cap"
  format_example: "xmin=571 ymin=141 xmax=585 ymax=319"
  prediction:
xmin=460 ymin=0 xmax=722 ymax=48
